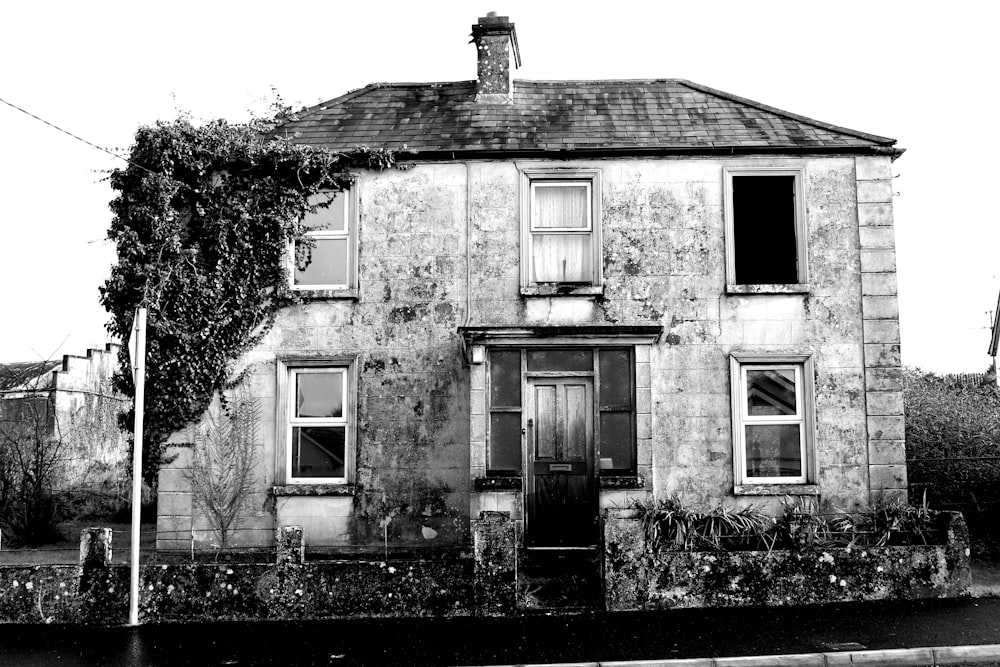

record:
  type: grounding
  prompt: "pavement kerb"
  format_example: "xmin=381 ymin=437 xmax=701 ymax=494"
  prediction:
xmin=468 ymin=643 xmax=1000 ymax=667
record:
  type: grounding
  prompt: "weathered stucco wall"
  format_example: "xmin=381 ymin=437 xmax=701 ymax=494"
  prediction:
xmin=466 ymin=156 xmax=876 ymax=511
xmin=159 ymin=155 xmax=902 ymax=552
xmin=160 ymin=166 xmax=472 ymax=551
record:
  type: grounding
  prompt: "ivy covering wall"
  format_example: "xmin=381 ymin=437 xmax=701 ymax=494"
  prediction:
xmin=99 ymin=117 xmax=395 ymax=482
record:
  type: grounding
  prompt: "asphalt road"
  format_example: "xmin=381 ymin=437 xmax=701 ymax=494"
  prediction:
xmin=2 ymin=597 xmax=1000 ymax=666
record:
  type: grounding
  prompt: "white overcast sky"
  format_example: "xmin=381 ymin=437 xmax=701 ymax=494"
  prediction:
xmin=1 ymin=1 xmax=996 ymax=373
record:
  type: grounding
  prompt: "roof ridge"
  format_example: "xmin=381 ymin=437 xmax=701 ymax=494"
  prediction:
xmin=355 ymin=80 xmax=476 ymax=88
xmin=675 ymin=79 xmax=896 ymax=146
xmin=282 ymin=81 xmax=478 ymax=127
xmin=512 ymin=78 xmax=683 ymax=85
xmin=336 ymin=78 xmax=685 ymax=87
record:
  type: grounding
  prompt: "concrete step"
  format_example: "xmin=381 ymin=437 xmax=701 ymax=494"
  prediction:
xmin=519 ymin=549 xmax=602 ymax=610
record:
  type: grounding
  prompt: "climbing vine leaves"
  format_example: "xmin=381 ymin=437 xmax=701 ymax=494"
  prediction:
xmin=100 ymin=117 xmax=395 ymax=482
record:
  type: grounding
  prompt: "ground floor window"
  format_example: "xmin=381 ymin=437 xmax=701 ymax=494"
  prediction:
xmin=730 ymin=352 xmax=815 ymax=486
xmin=276 ymin=357 xmax=356 ymax=485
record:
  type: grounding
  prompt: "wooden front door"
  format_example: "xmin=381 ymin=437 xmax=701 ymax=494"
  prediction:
xmin=525 ymin=377 xmax=596 ymax=548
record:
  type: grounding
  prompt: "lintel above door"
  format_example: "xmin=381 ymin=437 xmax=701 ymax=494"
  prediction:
xmin=458 ymin=325 xmax=662 ymax=364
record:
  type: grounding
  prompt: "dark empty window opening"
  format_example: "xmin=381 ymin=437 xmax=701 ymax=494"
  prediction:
xmin=733 ymin=175 xmax=798 ymax=285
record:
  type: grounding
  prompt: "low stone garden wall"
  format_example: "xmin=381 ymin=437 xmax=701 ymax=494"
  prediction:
xmin=604 ymin=508 xmax=972 ymax=610
xmin=1 ymin=512 xmax=973 ymax=623
xmin=0 ymin=527 xmax=473 ymax=625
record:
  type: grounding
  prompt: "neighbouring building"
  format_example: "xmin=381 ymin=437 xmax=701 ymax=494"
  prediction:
xmin=157 ymin=14 xmax=907 ymax=562
xmin=0 ymin=345 xmax=127 ymax=498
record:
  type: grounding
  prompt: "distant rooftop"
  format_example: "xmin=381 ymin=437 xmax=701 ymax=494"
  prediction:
xmin=0 ymin=360 xmax=59 ymax=392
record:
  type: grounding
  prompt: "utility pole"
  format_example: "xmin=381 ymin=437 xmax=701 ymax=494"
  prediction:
xmin=128 ymin=307 xmax=147 ymax=626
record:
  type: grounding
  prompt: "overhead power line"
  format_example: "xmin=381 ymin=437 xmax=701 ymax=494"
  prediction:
xmin=0 ymin=95 xmax=163 ymax=179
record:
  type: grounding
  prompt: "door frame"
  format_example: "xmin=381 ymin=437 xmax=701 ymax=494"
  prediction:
xmin=466 ymin=331 xmax=660 ymax=552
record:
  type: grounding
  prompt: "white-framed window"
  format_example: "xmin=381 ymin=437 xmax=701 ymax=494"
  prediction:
xmin=292 ymin=188 xmax=357 ymax=291
xmin=730 ymin=353 xmax=815 ymax=486
xmin=520 ymin=169 xmax=602 ymax=288
xmin=276 ymin=358 xmax=356 ymax=485
xmin=723 ymin=168 xmax=808 ymax=291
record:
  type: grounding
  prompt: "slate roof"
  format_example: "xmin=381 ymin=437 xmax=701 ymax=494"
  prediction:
xmin=0 ymin=361 xmax=58 ymax=392
xmin=278 ymin=79 xmax=899 ymax=158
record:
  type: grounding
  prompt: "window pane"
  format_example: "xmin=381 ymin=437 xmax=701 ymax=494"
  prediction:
xmin=533 ymin=184 xmax=589 ymax=229
xmin=526 ymin=349 xmax=593 ymax=372
xmin=600 ymin=412 xmax=634 ymax=471
xmin=532 ymin=233 xmax=591 ymax=283
xmin=534 ymin=385 xmax=557 ymax=460
xmin=745 ymin=424 xmax=801 ymax=478
xmin=294 ymin=238 xmax=349 ymax=286
xmin=291 ymin=426 xmax=345 ymax=479
xmin=490 ymin=350 xmax=521 ymax=408
xmin=301 ymin=192 xmax=348 ymax=232
xmin=564 ymin=385 xmax=587 ymax=460
xmin=599 ymin=349 xmax=632 ymax=409
xmin=296 ymin=372 xmax=343 ymax=418
xmin=733 ymin=175 xmax=797 ymax=284
xmin=489 ymin=412 xmax=522 ymax=471
xmin=746 ymin=369 xmax=797 ymax=416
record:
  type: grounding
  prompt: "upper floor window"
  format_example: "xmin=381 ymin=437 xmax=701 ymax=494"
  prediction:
xmin=293 ymin=189 xmax=356 ymax=291
xmin=724 ymin=169 xmax=808 ymax=293
xmin=520 ymin=169 xmax=602 ymax=291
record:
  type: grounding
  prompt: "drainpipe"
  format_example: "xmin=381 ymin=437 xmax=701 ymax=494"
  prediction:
xmin=462 ymin=161 xmax=473 ymax=359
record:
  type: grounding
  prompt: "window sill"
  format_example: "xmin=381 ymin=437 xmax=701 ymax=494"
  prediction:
xmin=726 ymin=284 xmax=810 ymax=295
xmin=474 ymin=476 xmax=522 ymax=491
xmin=473 ymin=476 xmax=645 ymax=491
xmin=271 ymin=484 xmax=355 ymax=497
xmin=292 ymin=288 xmax=359 ymax=301
xmin=600 ymin=475 xmax=644 ymax=490
xmin=734 ymin=484 xmax=819 ymax=496
xmin=521 ymin=285 xmax=604 ymax=298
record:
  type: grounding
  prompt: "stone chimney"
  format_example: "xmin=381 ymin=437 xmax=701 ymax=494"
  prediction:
xmin=471 ymin=12 xmax=520 ymax=104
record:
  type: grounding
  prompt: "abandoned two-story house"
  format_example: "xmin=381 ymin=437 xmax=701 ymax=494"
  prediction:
xmin=156 ymin=14 xmax=906 ymax=559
